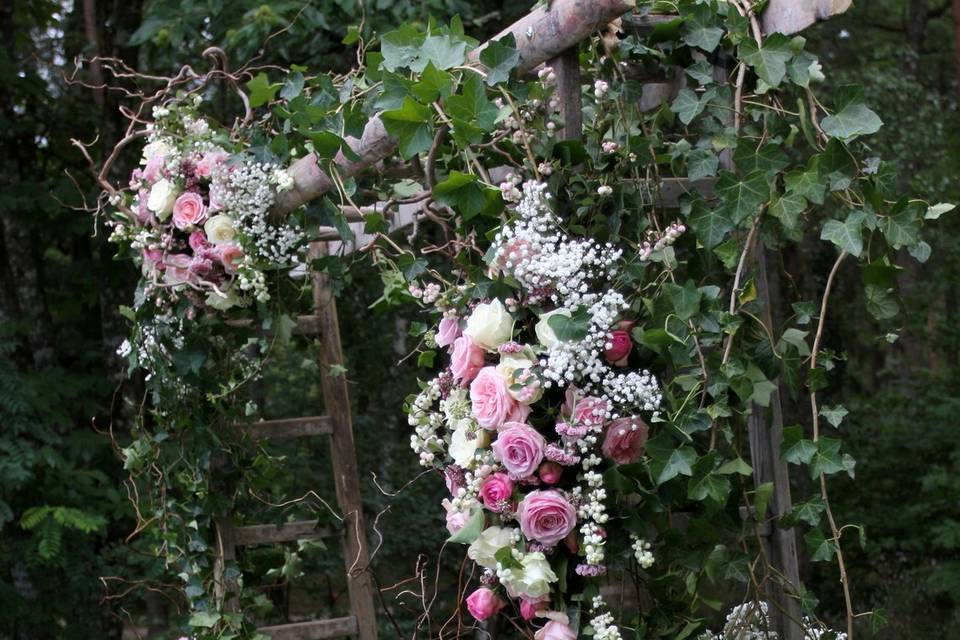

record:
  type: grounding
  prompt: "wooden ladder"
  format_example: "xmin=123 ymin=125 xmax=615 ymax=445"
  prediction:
xmin=214 ymin=242 xmax=378 ymax=640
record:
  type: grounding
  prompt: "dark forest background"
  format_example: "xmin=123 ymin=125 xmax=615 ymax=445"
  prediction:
xmin=1 ymin=0 xmax=959 ymax=637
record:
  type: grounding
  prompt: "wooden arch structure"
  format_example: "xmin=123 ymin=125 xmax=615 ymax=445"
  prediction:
xmin=224 ymin=1 xmax=853 ymax=638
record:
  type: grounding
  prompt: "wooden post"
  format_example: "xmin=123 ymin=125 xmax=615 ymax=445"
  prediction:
xmin=549 ymin=47 xmax=582 ymax=140
xmin=311 ymin=243 xmax=379 ymax=640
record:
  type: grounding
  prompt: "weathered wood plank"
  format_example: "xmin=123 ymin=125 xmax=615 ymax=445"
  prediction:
xmin=259 ymin=616 xmax=359 ymax=639
xmin=235 ymin=416 xmax=333 ymax=441
xmin=233 ymin=520 xmax=335 ymax=546
xmin=762 ymin=0 xmax=851 ymax=35
xmin=549 ymin=47 xmax=582 ymax=140
xmin=311 ymin=243 xmax=379 ymax=640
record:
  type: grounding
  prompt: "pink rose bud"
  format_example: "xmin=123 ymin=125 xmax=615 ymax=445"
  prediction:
xmin=534 ymin=619 xmax=577 ymax=640
xmin=188 ymin=230 xmax=209 ymax=252
xmin=436 ymin=316 xmax=461 ymax=348
xmin=601 ymin=417 xmax=650 ymax=465
xmin=520 ymin=596 xmax=548 ymax=621
xmin=217 ymin=243 xmax=244 ymax=274
xmin=172 ymin=192 xmax=207 ymax=230
xmin=479 ymin=473 xmax=515 ymax=510
xmin=604 ymin=330 xmax=633 ymax=365
xmin=465 ymin=587 xmax=505 ymax=621
xmin=538 ymin=461 xmax=563 ymax=485
xmin=443 ymin=499 xmax=468 ymax=535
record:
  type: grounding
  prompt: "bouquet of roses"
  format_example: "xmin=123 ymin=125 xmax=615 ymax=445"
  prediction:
xmin=408 ymin=180 xmax=682 ymax=638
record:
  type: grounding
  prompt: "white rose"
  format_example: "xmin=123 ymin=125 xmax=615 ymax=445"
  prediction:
xmin=467 ymin=526 xmax=518 ymax=569
xmin=496 ymin=352 xmax=535 ymax=381
xmin=204 ymin=214 xmax=237 ymax=245
xmin=141 ymin=139 xmax=173 ymax=164
xmin=535 ymin=309 xmax=571 ymax=349
xmin=147 ymin=179 xmax=178 ymax=219
xmin=449 ymin=420 xmax=487 ymax=467
xmin=506 ymin=551 xmax=557 ymax=598
xmin=206 ymin=287 xmax=241 ymax=311
xmin=464 ymin=299 xmax=513 ymax=351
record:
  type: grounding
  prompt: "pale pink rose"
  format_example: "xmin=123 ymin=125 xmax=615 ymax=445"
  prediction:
xmin=196 ymin=150 xmax=229 ymax=178
xmin=601 ymin=417 xmax=649 ymax=465
xmin=172 ymin=192 xmax=207 ymax=230
xmin=604 ymin=329 xmax=633 ymax=365
xmin=506 ymin=402 xmax=532 ymax=425
xmin=451 ymin=336 xmax=485 ymax=385
xmin=534 ymin=619 xmax=577 ymax=640
xmin=142 ymin=248 xmax=163 ymax=268
xmin=492 ymin=423 xmax=545 ymax=478
xmin=465 ymin=587 xmax=505 ymax=621
xmin=470 ymin=367 xmax=515 ymax=430
xmin=443 ymin=499 xmax=468 ymax=535
xmin=217 ymin=243 xmax=244 ymax=274
xmin=142 ymin=154 xmax=165 ymax=183
xmin=520 ymin=596 xmax=549 ymax=621
xmin=163 ymin=253 xmax=195 ymax=285
xmin=518 ymin=490 xmax=576 ymax=546
xmin=479 ymin=473 xmax=515 ymax=510
xmin=564 ymin=390 xmax=608 ymax=427
xmin=436 ymin=316 xmax=461 ymax=348
xmin=538 ymin=461 xmax=563 ymax=485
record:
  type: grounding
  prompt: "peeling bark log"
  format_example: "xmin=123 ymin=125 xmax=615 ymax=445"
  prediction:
xmin=761 ymin=0 xmax=852 ymax=35
xmin=274 ymin=0 xmax=635 ymax=216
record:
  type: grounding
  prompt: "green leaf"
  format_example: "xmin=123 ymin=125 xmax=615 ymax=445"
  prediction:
xmin=754 ymin=482 xmax=774 ymax=521
xmin=688 ymin=200 xmax=733 ymax=249
xmin=381 ymin=97 xmax=435 ymax=159
xmin=479 ymin=34 xmax=520 ymax=86
xmin=415 ymin=35 xmax=467 ymax=72
xmin=784 ymin=164 xmax=826 ymax=205
xmin=804 ymin=528 xmax=838 ymax=562
xmin=432 ymin=171 xmax=499 ymax=219
xmin=821 ymin=89 xmax=883 ymax=141
xmin=864 ymin=284 xmax=899 ymax=320
xmin=647 ymin=438 xmax=697 ymax=485
xmin=447 ymin=509 xmax=485 ymax=544
xmin=769 ymin=191 xmax=807 ymax=231
xmin=739 ymin=33 xmax=794 ymax=88
xmin=688 ymin=468 xmax=731 ymax=503
xmin=547 ymin=307 xmax=591 ymax=342
xmin=786 ymin=51 xmax=824 ymax=88
xmin=716 ymin=170 xmax=770 ymax=224
xmin=778 ymin=328 xmax=811 ymax=357
xmin=671 ymin=88 xmax=712 ymax=125
xmin=718 ymin=457 xmax=753 ymax=476
xmin=687 ymin=148 xmax=719 ymax=181
xmin=909 ymin=240 xmax=931 ymax=263
xmin=247 ymin=73 xmax=281 ymax=108
xmin=819 ymin=404 xmax=848 ymax=428
xmin=820 ymin=211 xmax=866 ymax=257
xmin=733 ymin=141 xmax=789 ymax=177
xmin=925 ymin=202 xmax=956 ymax=220
xmin=280 ymin=71 xmax=305 ymax=101
xmin=663 ymin=280 xmax=702 ymax=321
xmin=380 ymin=24 xmax=424 ymax=71
xmin=412 ymin=63 xmax=453 ymax=103
xmin=686 ymin=60 xmax=715 ymax=85
xmin=784 ymin=496 xmax=826 ymax=526
xmin=189 ymin=612 xmax=222 ymax=628
xmin=809 ymin=438 xmax=855 ymax=479
xmin=781 ymin=425 xmax=817 ymax=465
xmin=682 ymin=4 xmax=724 ymax=52
xmin=445 ymin=74 xmax=498 ymax=145
xmin=881 ymin=207 xmax=920 ymax=249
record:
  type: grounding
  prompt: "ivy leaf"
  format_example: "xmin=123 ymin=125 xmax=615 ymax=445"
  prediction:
xmin=547 ymin=307 xmax=591 ymax=342
xmin=718 ymin=457 xmax=753 ymax=476
xmin=671 ymin=88 xmax=715 ymax=125
xmin=189 ymin=612 xmax=222 ymax=628
xmin=663 ymin=280 xmax=702 ymax=321
xmin=783 ymin=496 xmax=826 ymax=526
xmin=809 ymin=438 xmax=855 ymax=479
xmin=880 ymin=207 xmax=920 ymax=249
xmin=686 ymin=60 xmax=716 ymax=85
xmin=864 ymin=284 xmax=899 ymax=320
xmin=769 ymin=191 xmax=807 ymax=231
xmin=280 ymin=71 xmax=305 ymax=101
xmin=754 ymin=482 xmax=774 ymax=520
xmin=925 ymin=202 xmax=956 ymax=220
xmin=716 ymin=170 xmax=770 ymax=224
xmin=447 ymin=508 xmax=485 ymax=544
xmin=787 ymin=51 xmax=824 ymax=88
xmin=739 ymin=33 xmax=794 ymax=89
xmin=381 ymin=97 xmax=434 ymax=159
xmin=247 ymin=73 xmax=281 ymax=107
xmin=479 ymin=34 xmax=520 ymax=86
xmin=781 ymin=425 xmax=817 ymax=465
xmin=688 ymin=467 xmax=731 ymax=503
xmin=778 ymin=328 xmax=811 ymax=357
xmin=687 ymin=148 xmax=719 ymax=181
xmin=784 ymin=164 xmax=826 ymax=205
xmin=380 ymin=24 xmax=424 ymax=71
xmin=821 ymin=87 xmax=883 ymax=141
xmin=688 ymin=199 xmax=733 ymax=249
xmin=412 ymin=63 xmax=453 ymax=103
xmin=820 ymin=210 xmax=866 ymax=257
xmin=445 ymin=74 xmax=498 ymax=145
xmin=646 ymin=434 xmax=697 ymax=485
xmin=682 ymin=4 xmax=724 ymax=52
xmin=415 ymin=35 xmax=467 ymax=72
xmin=432 ymin=171 xmax=501 ymax=219
xmin=804 ymin=528 xmax=838 ymax=562
xmin=909 ymin=240 xmax=932 ymax=263
xmin=733 ymin=141 xmax=789 ymax=177
xmin=819 ymin=405 xmax=849 ymax=428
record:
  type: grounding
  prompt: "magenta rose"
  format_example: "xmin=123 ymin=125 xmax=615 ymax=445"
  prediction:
xmin=601 ymin=416 xmax=649 ymax=465
xmin=465 ymin=587 xmax=505 ymax=621
xmin=534 ymin=619 xmax=577 ymax=640
xmin=479 ymin=473 xmax=515 ymax=510
xmin=470 ymin=366 xmax=515 ymax=429
xmin=451 ymin=336 xmax=485 ymax=385
xmin=436 ymin=316 xmax=461 ymax=348
xmin=172 ymin=192 xmax=206 ymax=230
xmin=538 ymin=461 xmax=563 ymax=485
xmin=518 ymin=490 xmax=576 ymax=546
xmin=492 ymin=423 xmax=545 ymax=478
xmin=604 ymin=329 xmax=633 ymax=365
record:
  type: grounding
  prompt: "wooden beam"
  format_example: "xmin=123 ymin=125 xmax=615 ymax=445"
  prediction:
xmin=259 ymin=616 xmax=359 ymax=639
xmin=275 ymin=0 xmax=634 ymax=216
xmin=235 ymin=416 xmax=333 ymax=440
xmin=762 ymin=0 xmax=852 ymax=35
xmin=233 ymin=520 xmax=335 ymax=546
xmin=549 ymin=47 xmax=582 ymax=140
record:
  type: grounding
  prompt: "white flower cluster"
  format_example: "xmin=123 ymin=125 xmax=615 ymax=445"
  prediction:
xmin=408 ymin=379 xmax=445 ymax=466
xmin=631 ymin=535 xmax=655 ymax=569
xmin=589 ymin=595 xmax=623 ymax=640
xmin=698 ymin=602 xmax=848 ymax=640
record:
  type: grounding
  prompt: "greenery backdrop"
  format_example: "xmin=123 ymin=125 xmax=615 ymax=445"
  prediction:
xmin=1 ymin=0 xmax=959 ymax=637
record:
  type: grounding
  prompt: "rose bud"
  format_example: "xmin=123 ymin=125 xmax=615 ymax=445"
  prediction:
xmin=466 ymin=587 xmax=505 ymax=621
xmin=538 ymin=461 xmax=564 ymax=485
xmin=604 ymin=330 xmax=633 ymax=366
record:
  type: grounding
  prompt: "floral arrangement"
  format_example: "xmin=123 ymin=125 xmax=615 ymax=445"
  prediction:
xmin=107 ymin=97 xmax=304 ymax=378
xmin=699 ymin=602 xmax=847 ymax=640
xmin=408 ymin=180 xmax=677 ymax=638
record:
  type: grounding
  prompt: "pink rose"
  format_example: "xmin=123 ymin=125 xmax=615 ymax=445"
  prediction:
xmin=465 ymin=587 xmax=505 ymax=621
xmin=479 ymin=473 xmax=515 ymax=510
xmin=142 ymin=154 xmax=165 ymax=183
xmin=506 ymin=402 xmax=532 ymax=425
xmin=443 ymin=499 xmax=468 ymax=535
xmin=534 ymin=619 xmax=577 ymax=640
xmin=217 ymin=243 xmax=244 ymax=274
xmin=436 ymin=316 xmax=461 ymax=348
xmin=163 ymin=254 xmax=195 ymax=285
xmin=538 ymin=461 xmax=563 ymax=485
xmin=451 ymin=336 xmax=485 ymax=385
xmin=188 ymin=230 xmax=209 ymax=252
xmin=601 ymin=417 xmax=649 ymax=465
xmin=518 ymin=490 xmax=576 ymax=546
xmin=470 ymin=366 xmax=515 ymax=430
xmin=172 ymin=192 xmax=206 ymax=230
xmin=564 ymin=390 xmax=608 ymax=427
xmin=196 ymin=150 xmax=229 ymax=178
xmin=604 ymin=329 xmax=633 ymax=365
xmin=492 ymin=423 xmax=545 ymax=478
xmin=520 ymin=596 xmax=549 ymax=621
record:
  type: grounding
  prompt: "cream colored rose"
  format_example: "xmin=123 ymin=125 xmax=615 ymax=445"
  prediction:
xmin=496 ymin=352 xmax=535 ymax=381
xmin=535 ymin=309 xmax=571 ymax=349
xmin=505 ymin=551 xmax=557 ymax=598
xmin=205 ymin=287 xmax=241 ymax=311
xmin=464 ymin=299 xmax=513 ymax=351
xmin=497 ymin=350 xmax=542 ymax=404
xmin=467 ymin=526 xmax=517 ymax=569
xmin=147 ymin=179 xmax=178 ymax=218
xmin=141 ymin=139 xmax=174 ymax=164
xmin=203 ymin=214 xmax=237 ymax=245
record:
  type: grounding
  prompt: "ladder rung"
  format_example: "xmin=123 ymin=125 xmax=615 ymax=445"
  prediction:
xmin=234 ymin=520 xmax=336 ymax=546
xmin=236 ymin=416 xmax=333 ymax=440
xmin=224 ymin=315 xmax=322 ymax=335
xmin=258 ymin=616 xmax=358 ymax=639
